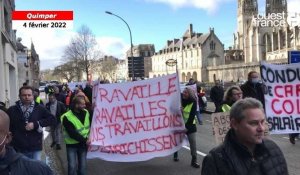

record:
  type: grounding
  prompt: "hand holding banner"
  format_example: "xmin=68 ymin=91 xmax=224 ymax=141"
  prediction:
xmin=87 ymin=74 xmax=187 ymax=162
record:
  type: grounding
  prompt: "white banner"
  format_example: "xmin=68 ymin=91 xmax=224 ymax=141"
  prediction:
xmin=67 ymin=82 xmax=87 ymax=92
xmin=87 ymin=74 xmax=187 ymax=162
xmin=261 ymin=62 xmax=300 ymax=134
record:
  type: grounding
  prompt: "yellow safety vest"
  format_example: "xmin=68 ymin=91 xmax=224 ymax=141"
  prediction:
xmin=35 ymin=96 xmax=41 ymax=104
xmin=183 ymin=103 xmax=197 ymax=124
xmin=221 ymin=104 xmax=231 ymax=112
xmin=61 ymin=109 xmax=90 ymax=144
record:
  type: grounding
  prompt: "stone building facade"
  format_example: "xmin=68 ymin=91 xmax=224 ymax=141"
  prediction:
xmin=0 ymin=0 xmax=18 ymax=107
xmin=149 ymin=24 xmax=224 ymax=82
xmin=209 ymin=0 xmax=300 ymax=82
xmin=16 ymin=38 xmax=29 ymax=88
xmin=16 ymin=39 xmax=40 ymax=88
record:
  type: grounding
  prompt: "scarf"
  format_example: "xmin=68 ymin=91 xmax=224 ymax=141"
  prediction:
xmin=18 ymin=100 xmax=35 ymax=124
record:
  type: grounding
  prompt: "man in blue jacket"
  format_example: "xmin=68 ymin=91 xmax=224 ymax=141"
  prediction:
xmin=0 ymin=109 xmax=53 ymax=175
xmin=7 ymin=86 xmax=56 ymax=160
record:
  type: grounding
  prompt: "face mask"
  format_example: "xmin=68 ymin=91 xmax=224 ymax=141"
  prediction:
xmin=0 ymin=135 xmax=7 ymax=156
xmin=251 ymin=78 xmax=259 ymax=84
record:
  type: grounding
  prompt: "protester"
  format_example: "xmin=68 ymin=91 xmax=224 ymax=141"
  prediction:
xmin=46 ymin=93 xmax=66 ymax=150
xmin=33 ymin=88 xmax=44 ymax=105
xmin=173 ymin=87 xmax=200 ymax=168
xmin=54 ymin=86 xmax=66 ymax=105
xmin=241 ymin=71 xmax=265 ymax=107
xmin=83 ymin=82 xmax=93 ymax=104
xmin=61 ymin=97 xmax=91 ymax=175
xmin=210 ymin=80 xmax=224 ymax=112
xmin=218 ymin=85 xmax=243 ymax=112
xmin=45 ymin=84 xmax=55 ymax=101
xmin=6 ymin=86 xmax=56 ymax=160
xmin=197 ymin=85 xmax=207 ymax=113
xmin=72 ymin=91 xmax=93 ymax=115
xmin=0 ymin=110 xmax=53 ymax=175
xmin=186 ymin=78 xmax=196 ymax=86
xmin=186 ymin=80 xmax=203 ymax=125
xmin=65 ymin=88 xmax=72 ymax=109
xmin=201 ymin=98 xmax=288 ymax=175
xmin=196 ymin=85 xmax=204 ymax=125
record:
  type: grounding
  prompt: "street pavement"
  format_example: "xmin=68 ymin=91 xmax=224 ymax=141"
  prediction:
xmin=52 ymin=101 xmax=300 ymax=175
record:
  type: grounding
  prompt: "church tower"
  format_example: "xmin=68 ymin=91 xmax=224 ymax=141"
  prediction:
xmin=266 ymin=0 xmax=287 ymax=14
xmin=236 ymin=0 xmax=258 ymax=50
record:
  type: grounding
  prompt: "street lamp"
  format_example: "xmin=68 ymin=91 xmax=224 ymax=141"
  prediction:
xmin=105 ymin=11 xmax=135 ymax=80
xmin=166 ymin=58 xmax=178 ymax=74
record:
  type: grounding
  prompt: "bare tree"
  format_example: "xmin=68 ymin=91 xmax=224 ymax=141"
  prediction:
xmin=63 ymin=25 xmax=102 ymax=81
xmin=40 ymin=69 xmax=61 ymax=82
xmin=96 ymin=56 xmax=118 ymax=81
xmin=52 ymin=61 xmax=77 ymax=82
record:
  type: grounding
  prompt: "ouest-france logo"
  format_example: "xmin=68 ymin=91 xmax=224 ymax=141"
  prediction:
xmin=252 ymin=11 xmax=300 ymax=28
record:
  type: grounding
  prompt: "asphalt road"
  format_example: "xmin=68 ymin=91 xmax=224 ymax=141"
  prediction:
xmin=85 ymin=112 xmax=300 ymax=175
xmin=39 ymin=92 xmax=299 ymax=175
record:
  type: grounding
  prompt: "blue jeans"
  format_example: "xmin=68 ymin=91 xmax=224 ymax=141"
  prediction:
xmin=67 ymin=147 xmax=87 ymax=175
xmin=23 ymin=150 xmax=42 ymax=161
xmin=196 ymin=111 xmax=202 ymax=124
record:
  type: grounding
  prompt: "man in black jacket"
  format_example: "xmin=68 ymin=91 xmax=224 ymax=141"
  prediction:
xmin=201 ymin=98 xmax=288 ymax=175
xmin=0 ymin=109 xmax=53 ymax=175
xmin=46 ymin=93 xmax=66 ymax=150
xmin=210 ymin=80 xmax=224 ymax=112
xmin=6 ymin=86 xmax=56 ymax=160
xmin=241 ymin=71 xmax=265 ymax=108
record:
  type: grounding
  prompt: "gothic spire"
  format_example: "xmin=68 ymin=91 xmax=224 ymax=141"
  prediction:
xmin=266 ymin=0 xmax=287 ymax=14
xmin=243 ymin=0 xmax=258 ymax=15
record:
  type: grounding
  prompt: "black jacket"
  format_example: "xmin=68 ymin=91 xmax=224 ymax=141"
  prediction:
xmin=201 ymin=129 xmax=288 ymax=175
xmin=83 ymin=85 xmax=93 ymax=104
xmin=45 ymin=100 xmax=66 ymax=124
xmin=55 ymin=92 xmax=66 ymax=105
xmin=0 ymin=146 xmax=53 ymax=175
xmin=240 ymin=81 xmax=265 ymax=107
xmin=210 ymin=85 xmax=224 ymax=103
xmin=7 ymin=102 xmax=56 ymax=152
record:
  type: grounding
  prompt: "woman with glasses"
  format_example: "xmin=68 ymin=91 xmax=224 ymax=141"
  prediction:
xmin=219 ymin=85 xmax=243 ymax=112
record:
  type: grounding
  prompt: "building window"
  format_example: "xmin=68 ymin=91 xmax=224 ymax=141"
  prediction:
xmin=4 ymin=8 xmax=10 ymax=33
xmin=210 ymin=41 xmax=216 ymax=50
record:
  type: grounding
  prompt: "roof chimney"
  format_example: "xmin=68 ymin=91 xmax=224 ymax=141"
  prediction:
xmin=189 ymin=24 xmax=193 ymax=38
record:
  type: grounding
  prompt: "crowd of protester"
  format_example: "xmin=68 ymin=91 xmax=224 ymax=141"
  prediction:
xmin=0 ymin=70 xmax=295 ymax=174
